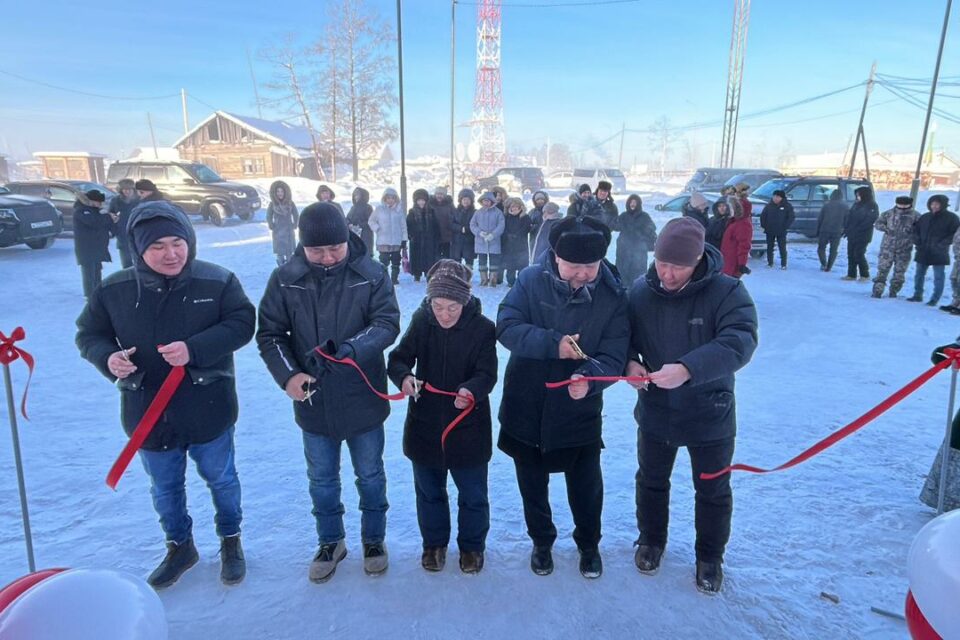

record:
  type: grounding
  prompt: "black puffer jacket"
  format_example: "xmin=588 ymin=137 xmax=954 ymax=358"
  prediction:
xmin=256 ymin=233 xmax=401 ymax=440
xmin=73 ymin=193 xmax=113 ymax=265
xmin=914 ymin=195 xmax=960 ymax=266
xmin=628 ymin=244 xmax=758 ymax=446
xmin=108 ymin=181 xmax=140 ymax=254
xmin=75 ymin=202 xmax=255 ymax=451
xmin=705 ymin=201 xmax=730 ymax=249
xmin=347 ymin=187 xmax=375 ymax=256
xmin=502 ymin=213 xmax=533 ymax=270
xmin=759 ymin=200 xmax=795 ymax=236
xmin=682 ymin=202 xmax=710 ymax=228
xmin=430 ymin=194 xmax=456 ymax=245
xmin=388 ymin=298 xmax=497 ymax=469
xmin=497 ymin=250 xmax=630 ymax=453
xmin=616 ymin=195 xmax=657 ymax=287
xmin=451 ymin=188 xmax=477 ymax=263
xmin=844 ymin=187 xmax=879 ymax=244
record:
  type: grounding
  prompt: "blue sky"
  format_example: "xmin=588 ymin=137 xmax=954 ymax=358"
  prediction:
xmin=1 ymin=0 xmax=958 ymax=168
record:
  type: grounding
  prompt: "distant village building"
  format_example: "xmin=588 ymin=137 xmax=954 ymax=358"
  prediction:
xmin=174 ymin=111 xmax=322 ymax=180
xmin=34 ymin=151 xmax=106 ymax=182
xmin=783 ymin=151 xmax=960 ymax=191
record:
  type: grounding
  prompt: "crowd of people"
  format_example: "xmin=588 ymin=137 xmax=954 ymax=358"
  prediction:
xmin=66 ymin=174 xmax=958 ymax=599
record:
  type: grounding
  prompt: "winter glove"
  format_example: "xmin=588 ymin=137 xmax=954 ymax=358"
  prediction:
xmin=334 ymin=343 xmax=355 ymax=361
xmin=737 ymin=265 xmax=751 ymax=276
xmin=931 ymin=342 xmax=960 ymax=365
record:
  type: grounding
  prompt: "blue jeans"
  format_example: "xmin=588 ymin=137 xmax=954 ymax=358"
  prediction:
xmin=914 ymin=263 xmax=946 ymax=302
xmin=303 ymin=426 xmax=388 ymax=545
xmin=139 ymin=426 xmax=242 ymax=545
xmin=412 ymin=463 xmax=489 ymax=552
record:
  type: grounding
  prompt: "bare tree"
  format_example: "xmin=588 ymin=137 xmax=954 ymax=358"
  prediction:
xmin=327 ymin=0 xmax=398 ymax=181
xmin=260 ymin=34 xmax=326 ymax=180
xmin=648 ymin=116 xmax=678 ymax=180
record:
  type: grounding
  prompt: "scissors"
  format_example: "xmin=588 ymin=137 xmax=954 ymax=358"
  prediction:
xmin=567 ymin=335 xmax=588 ymax=360
xmin=412 ymin=378 xmax=422 ymax=403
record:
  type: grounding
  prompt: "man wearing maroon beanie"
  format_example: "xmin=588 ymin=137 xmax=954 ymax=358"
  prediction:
xmin=625 ymin=216 xmax=758 ymax=594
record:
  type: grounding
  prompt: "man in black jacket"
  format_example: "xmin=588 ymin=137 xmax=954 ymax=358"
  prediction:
xmin=76 ymin=200 xmax=255 ymax=589
xmin=816 ymin=190 xmax=849 ymax=272
xmin=759 ymin=190 xmax=795 ymax=269
xmin=257 ymin=203 xmax=400 ymax=583
xmin=842 ymin=186 xmax=879 ymax=281
xmin=497 ymin=215 xmax=629 ymax=580
xmin=626 ymin=217 xmax=758 ymax=594
xmin=595 ymin=180 xmax=619 ymax=231
xmin=73 ymin=189 xmax=114 ymax=297
xmin=109 ymin=179 xmax=140 ymax=268
xmin=909 ymin=194 xmax=960 ymax=305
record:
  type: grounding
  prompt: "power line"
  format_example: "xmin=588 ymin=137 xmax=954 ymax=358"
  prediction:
xmin=876 ymin=80 xmax=960 ymax=125
xmin=458 ymin=0 xmax=641 ymax=6
xmin=739 ymin=98 xmax=900 ymax=128
xmin=0 ymin=69 xmax=180 ymax=101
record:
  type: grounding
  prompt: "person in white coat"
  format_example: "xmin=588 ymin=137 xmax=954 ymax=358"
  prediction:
xmin=369 ymin=187 xmax=409 ymax=285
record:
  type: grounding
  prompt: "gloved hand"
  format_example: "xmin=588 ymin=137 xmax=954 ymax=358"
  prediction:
xmin=931 ymin=341 xmax=960 ymax=365
xmin=738 ymin=265 xmax=751 ymax=276
xmin=334 ymin=342 xmax=355 ymax=361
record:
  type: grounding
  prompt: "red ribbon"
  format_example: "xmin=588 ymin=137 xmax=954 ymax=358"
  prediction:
xmin=0 ymin=327 xmax=35 ymax=420
xmin=701 ymin=348 xmax=960 ymax=481
xmin=313 ymin=348 xmax=475 ymax=451
xmin=106 ymin=366 xmax=186 ymax=490
xmin=546 ymin=375 xmax=651 ymax=389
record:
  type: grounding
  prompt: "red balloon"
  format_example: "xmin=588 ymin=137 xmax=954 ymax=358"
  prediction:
xmin=0 ymin=569 xmax=67 ymax=614
xmin=906 ymin=590 xmax=943 ymax=640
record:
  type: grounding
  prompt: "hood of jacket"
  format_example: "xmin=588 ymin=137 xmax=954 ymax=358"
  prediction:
xmin=531 ymin=190 xmax=549 ymax=205
xmin=74 ymin=192 xmax=101 ymax=210
xmin=269 ymin=180 xmax=293 ymax=205
xmin=503 ymin=196 xmax=526 ymax=215
xmin=126 ymin=200 xmax=198 ymax=264
xmin=381 ymin=187 xmax=399 ymax=204
xmin=457 ymin=188 xmax=475 ymax=205
xmin=711 ymin=200 xmax=730 ymax=217
xmin=644 ymin=243 xmax=724 ymax=300
xmin=626 ymin=194 xmax=642 ymax=211
xmin=412 ymin=188 xmax=430 ymax=204
xmin=854 ymin=186 xmax=874 ymax=203
xmin=928 ymin=194 xmax=951 ymax=212
xmin=316 ymin=184 xmax=336 ymax=200
xmin=353 ymin=186 xmax=370 ymax=206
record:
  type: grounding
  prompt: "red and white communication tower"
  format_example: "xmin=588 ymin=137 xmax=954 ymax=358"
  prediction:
xmin=470 ymin=0 xmax=506 ymax=174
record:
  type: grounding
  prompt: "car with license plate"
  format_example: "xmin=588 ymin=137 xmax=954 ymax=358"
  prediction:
xmin=0 ymin=186 xmax=63 ymax=250
xmin=4 ymin=180 xmax=116 ymax=232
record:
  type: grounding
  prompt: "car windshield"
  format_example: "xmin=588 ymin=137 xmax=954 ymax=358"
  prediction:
xmin=188 ymin=164 xmax=224 ymax=183
xmin=752 ymin=179 xmax=795 ymax=199
xmin=573 ymin=169 xmax=593 ymax=178
xmin=604 ymin=169 xmax=624 ymax=177
xmin=690 ymin=170 xmax=708 ymax=183
xmin=73 ymin=182 xmax=116 ymax=197
xmin=723 ymin=174 xmax=748 ymax=187
xmin=0 ymin=186 xmax=9 ymax=195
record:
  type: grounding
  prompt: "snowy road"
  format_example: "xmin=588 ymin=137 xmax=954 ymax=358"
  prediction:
xmin=0 ymin=203 xmax=956 ymax=639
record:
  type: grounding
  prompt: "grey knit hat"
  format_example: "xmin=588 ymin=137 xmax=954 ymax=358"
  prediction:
xmin=426 ymin=259 xmax=472 ymax=306
xmin=654 ymin=218 xmax=705 ymax=267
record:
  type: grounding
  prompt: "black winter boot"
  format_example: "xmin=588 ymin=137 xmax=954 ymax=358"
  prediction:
xmin=578 ymin=547 xmax=602 ymax=579
xmin=220 ymin=535 xmax=246 ymax=585
xmin=148 ymin=538 xmax=199 ymax=589
xmin=421 ymin=546 xmax=447 ymax=572
xmin=530 ymin=545 xmax=553 ymax=576
xmin=696 ymin=559 xmax=724 ymax=594
xmin=634 ymin=543 xmax=664 ymax=575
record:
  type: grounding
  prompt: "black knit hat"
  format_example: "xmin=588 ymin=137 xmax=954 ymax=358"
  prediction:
xmin=85 ymin=189 xmax=105 ymax=202
xmin=132 ymin=216 xmax=190 ymax=255
xmin=772 ymin=189 xmax=787 ymax=199
xmin=895 ymin=196 xmax=914 ymax=206
xmin=578 ymin=183 xmax=592 ymax=195
xmin=134 ymin=179 xmax=157 ymax=192
xmin=427 ymin=259 xmax=472 ymax=306
xmin=596 ymin=180 xmax=612 ymax=193
xmin=549 ymin=215 xmax=611 ymax=264
xmin=299 ymin=202 xmax=349 ymax=247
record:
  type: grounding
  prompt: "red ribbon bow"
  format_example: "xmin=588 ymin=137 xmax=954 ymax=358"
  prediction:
xmin=1 ymin=327 xmax=35 ymax=420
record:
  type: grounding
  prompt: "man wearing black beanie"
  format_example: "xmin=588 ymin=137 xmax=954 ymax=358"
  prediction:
xmin=76 ymin=199 xmax=256 ymax=589
xmin=497 ymin=214 xmax=628 ymax=580
xmin=73 ymin=189 xmax=113 ymax=297
xmin=257 ymin=200 xmax=401 ymax=583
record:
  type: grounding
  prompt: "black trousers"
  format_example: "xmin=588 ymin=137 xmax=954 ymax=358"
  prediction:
xmin=80 ymin=262 xmax=102 ymax=298
xmin=765 ymin=232 xmax=787 ymax=267
xmin=817 ymin=232 xmax=842 ymax=270
xmin=846 ymin=239 xmax=869 ymax=278
xmin=378 ymin=250 xmax=402 ymax=282
xmin=635 ymin=430 xmax=734 ymax=563
xmin=513 ymin=446 xmax=603 ymax=551
xmin=438 ymin=242 xmax=451 ymax=260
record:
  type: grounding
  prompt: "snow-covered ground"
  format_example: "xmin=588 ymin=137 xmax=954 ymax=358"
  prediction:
xmin=1 ymin=188 xmax=958 ymax=639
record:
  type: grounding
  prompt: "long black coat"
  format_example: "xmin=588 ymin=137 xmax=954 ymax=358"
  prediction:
xmin=75 ymin=203 xmax=255 ymax=452
xmin=497 ymin=251 xmax=630 ymax=453
xmin=388 ymin=298 xmax=497 ymax=469
xmin=501 ymin=213 xmax=532 ymax=270
xmin=705 ymin=202 xmax=730 ymax=249
xmin=347 ymin=188 xmax=375 ymax=257
xmin=430 ymin=195 xmax=456 ymax=245
xmin=628 ymin=245 xmax=758 ymax=446
xmin=256 ymin=233 xmax=401 ymax=441
xmin=759 ymin=200 xmax=795 ymax=235
xmin=407 ymin=201 xmax=440 ymax=276
xmin=451 ymin=189 xmax=477 ymax=263
xmin=73 ymin=197 xmax=113 ymax=265
xmin=914 ymin=203 xmax=960 ymax=266
xmin=616 ymin=201 xmax=657 ymax=287
xmin=845 ymin=201 xmax=879 ymax=244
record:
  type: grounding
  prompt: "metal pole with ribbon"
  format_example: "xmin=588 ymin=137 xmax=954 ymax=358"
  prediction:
xmin=1 ymin=327 xmax=37 ymax=572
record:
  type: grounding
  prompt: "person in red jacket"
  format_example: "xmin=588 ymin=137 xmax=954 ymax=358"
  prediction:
xmin=720 ymin=197 xmax=752 ymax=278
xmin=734 ymin=182 xmax=752 ymax=218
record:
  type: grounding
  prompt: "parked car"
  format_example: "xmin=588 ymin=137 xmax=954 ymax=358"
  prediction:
xmin=721 ymin=171 xmax=783 ymax=193
xmin=571 ymin=168 xmax=626 ymax=193
xmin=0 ymin=186 xmax=63 ymax=250
xmin=749 ymin=176 xmax=874 ymax=238
xmin=683 ymin=167 xmax=778 ymax=193
xmin=472 ymin=167 xmax=545 ymax=196
xmin=655 ymin=194 xmax=767 ymax=257
xmin=4 ymin=180 xmax=116 ymax=232
xmin=105 ymin=161 xmax=261 ymax=226
xmin=545 ymin=170 xmax=573 ymax=189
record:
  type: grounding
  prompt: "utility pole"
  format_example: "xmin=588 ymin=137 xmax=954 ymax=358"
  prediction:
xmin=396 ymin=0 xmax=408 ymax=211
xmin=181 ymin=88 xmax=189 ymax=135
xmin=911 ymin=0 xmax=953 ymax=202
xmin=545 ymin=136 xmax=551 ymax=174
xmin=147 ymin=113 xmax=159 ymax=159
xmin=450 ymin=0 xmax=456 ymax=192
xmin=246 ymin=47 xmax=263 ymax=119
xmin=719 ymin=0 xmax=750 ymax=168
xmin=617 ymin=121 xmax=626 ymax=171
xmin=847 ymin=62 xmax=876 ymax=179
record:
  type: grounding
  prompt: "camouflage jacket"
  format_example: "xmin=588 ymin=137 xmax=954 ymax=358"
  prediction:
xmin=875 ymin=207 xmax=919 ymax=250
xmin=953 ymin=226 xmax=960 ymax=260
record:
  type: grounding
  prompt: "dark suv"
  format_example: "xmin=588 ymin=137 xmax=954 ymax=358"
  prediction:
xmin=106 ymin=161 xmax=261 ymax=226
xmin=749 ymin=176 xmax=874 ymax=238
xmin=4 ymin=180 xmax=116 ymax=231
xmin=473 ymin=167 xmax=545 ymax=195
xmin=0 ymin=186 xmax=63 ymax=250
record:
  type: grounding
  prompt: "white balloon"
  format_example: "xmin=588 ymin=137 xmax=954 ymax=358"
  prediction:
xmin=908 ymin=509 xmax=960 ymax=640
xmin=0 ymin=569 xmax=167 ymax=640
